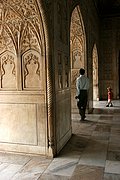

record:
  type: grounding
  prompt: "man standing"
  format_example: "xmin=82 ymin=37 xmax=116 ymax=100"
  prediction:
xmin=75 ymin=68 xmax=89 ymax=121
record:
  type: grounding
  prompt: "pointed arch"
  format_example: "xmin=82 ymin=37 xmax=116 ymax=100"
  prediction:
xmin=70 ymin=5 xmax=86 ymax=112
xmin=92 ymin=43 xmax=99 ymax=101
xmin=20 ymin=22 xmax=42 ymax=54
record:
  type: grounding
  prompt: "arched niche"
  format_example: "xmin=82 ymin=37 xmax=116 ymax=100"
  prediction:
xmin=0 ymin=51 xmax=17 ymax=89
xmin=70 ymin=5 xmax=86 ymax=113
xmin=22 ymin=50 xmax=43 ymax=90
xmin=92 ymin=44 xmax=99 ymax=101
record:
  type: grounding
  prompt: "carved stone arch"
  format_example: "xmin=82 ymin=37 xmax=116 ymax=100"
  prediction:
xmin=19 ymin=17 xmax=45 ymax=56
xmin=4 ymin=24 xmax=18 ymax=54
xmin=3 ymin=0 xmax=47 ymax=54
xmin=76 ymin=6 xmax=86 ymax=39
xmin=21 ymin=49 xmax=43 ymax=90
xmin=0 ymin=25 xmax=16 ymax=55
xmin=20 ymin=22 xmax=41 ymax=55
xmin=35 ymin=0 xmax=50 ymax=54
xmin=30 ymin=21 xmax=43 ymax=54
xmin=70 ymin=4 xmax=86 ymax=113
xmin=70 ymin=5 xmax=86 ymax=83
xmin=92 ymin=43 xmax=99 ymax=100
xmin=4 ymin=4 xmax=23 ymax=51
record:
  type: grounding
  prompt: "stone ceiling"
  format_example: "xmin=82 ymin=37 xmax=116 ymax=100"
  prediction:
xmin=94 ymin=0 xmax=120 ymax=17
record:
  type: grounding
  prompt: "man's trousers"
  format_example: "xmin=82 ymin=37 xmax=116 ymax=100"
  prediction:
xmin=77 ymin=90 xmax=88 ymax=120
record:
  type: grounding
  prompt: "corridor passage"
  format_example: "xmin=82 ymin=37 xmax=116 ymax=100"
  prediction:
xmin=0 ymin=100 xmax=120 ymax=179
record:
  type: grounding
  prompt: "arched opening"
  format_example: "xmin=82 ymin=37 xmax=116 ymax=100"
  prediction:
xmin=92 ymin=44 xmax=99 ymax=101
xmin=70 ymin=5 xmax=86 ymax=114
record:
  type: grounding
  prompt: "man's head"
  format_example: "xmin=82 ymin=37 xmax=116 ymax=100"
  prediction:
xmin=79 ymin=68 xmax=85 ymax=75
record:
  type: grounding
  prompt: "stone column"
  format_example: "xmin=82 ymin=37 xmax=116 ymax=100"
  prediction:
xmin=46 ymin=55 xmax=56 ymax=157
xmin=39 ymin=0 xmax=56 ymax=156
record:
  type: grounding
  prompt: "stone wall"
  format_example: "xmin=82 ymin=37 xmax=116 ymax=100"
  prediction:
xmin=0 ymin=0 xmax=48 ymax=156
xmin=53 ymin=0 xmax=71 ymax=154
xmin=99 ymin=17 xmax=120 ymax=99
xmin=0 ymin=0 xmax=103 ymax=157
xmin=53 ymin=0 xmax=100 ymax=154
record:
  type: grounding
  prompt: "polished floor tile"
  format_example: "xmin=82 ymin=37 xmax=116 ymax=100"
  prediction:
xmin=71 ymin=165 xmax=104 ymax=180
xmin=104 ymin=173 xmax=120 ymax=180
xmin=105 ymin=160 xmax=120 ymax=174
xmin=0 ymin=100 xmax=120 ymax=179
xmin=44 ymin=157 xmax=79 ymax=177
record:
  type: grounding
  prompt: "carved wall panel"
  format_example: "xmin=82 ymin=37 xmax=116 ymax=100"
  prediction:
xmin=0 ymin=0 xmax=45 ymax=91
xmin=0 ymin=27 xmax=16 ymax=54
xmin=0 ymin=103 xmax=37 ymax=145
xmin=72 ymin=49 xmax=83 ymax=69
xmin=71 ymin=69 xmax=79 ymax=86
xmin=0 ymin=52 xmax=16 ymax=89
xmin=70 ymin=6 xmax=85 ymax=76
xmin=93 ymin=45 xmax=98 ymax=83
xmin=22 ymin=50 xmax=42 ymax=90
xmin=0 ymin=0 xmax=49 ymax=156
xmin=58 ymin=53 xmax=63 ymax=89
xmin=21 ymin=23 xmax=41 ymax=54
xmin=57 ymin=53 xmax=70 ymax=89
xmin=5 ymin=6 xmax=22 ymax=48
xmin=64 ymin=56 xmax=70 ymax=88
xmin=70 ymin=5 xmax=85 ymax=111
xmin=92 ymin=44 xmax=99 ymax=100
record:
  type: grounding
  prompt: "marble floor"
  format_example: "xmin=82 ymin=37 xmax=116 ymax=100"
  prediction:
xmin=0 ymin=100 xmax=120 ymax=179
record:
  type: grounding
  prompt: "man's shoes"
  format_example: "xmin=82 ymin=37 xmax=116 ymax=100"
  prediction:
xmin=106 ymin=104 xmax=109 ymax=107
xmin=80 ymin=117 xmax=85 ymax=121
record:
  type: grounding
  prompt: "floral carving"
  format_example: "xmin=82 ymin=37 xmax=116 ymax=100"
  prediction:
xmin=71 ymin=70 xmax=79 ymax=86
xmin=0 ymin=0 xmax=43 ymax=54
xmin=1 ymin=54 xmax=16 ymax=77
xmin=0 ymin=27 xmax=16 ymax=54
xmin=0 ymin=54 xmax=16 ymax=88
xmin=21 ymin=23 xmax=40 ymax=54
xmin=24 ymin=53 xmax=40 ymax=78
xmin=0 ymin=0 xmax=45 ymax=90
xmin=23 ymin=52 xmax=40 ymax=89
xmin=70 ymin=7 xmax=84 ymax=52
